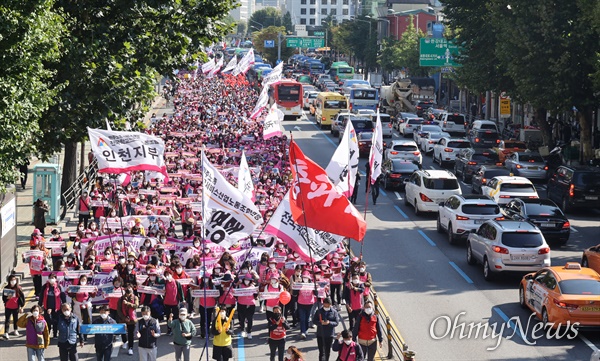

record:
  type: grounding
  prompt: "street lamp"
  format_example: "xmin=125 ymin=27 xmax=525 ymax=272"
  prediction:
xmin=352 ymin=17 xmax=372 ymax=41
xmin=249 ymin=19 xmax=264 ymax=30
xmin=320 ymin=20 xmax=329 ymax=56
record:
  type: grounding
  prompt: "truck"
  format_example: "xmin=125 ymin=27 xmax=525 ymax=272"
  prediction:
xmin=367 ymin=72 xmax=383 ymax=88
xmin=380 ymin=77 xmax=436 ymax=116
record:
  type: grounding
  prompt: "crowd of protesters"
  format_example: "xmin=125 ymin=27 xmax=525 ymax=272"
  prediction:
xmin=3 ymin=70 xmax=383 ymax=361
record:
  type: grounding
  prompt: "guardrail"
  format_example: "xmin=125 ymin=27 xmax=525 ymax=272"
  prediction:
xmin=60 ymin=159 xmax=98 ymax=220
xmin=370 ymin=290 xmax=416 ymax=360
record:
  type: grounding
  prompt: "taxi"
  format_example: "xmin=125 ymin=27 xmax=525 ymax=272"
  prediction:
xmin=519 ymin=263 xmax=600 ymax=328
xmin=480 ymin=176 xmax=539 ymax=205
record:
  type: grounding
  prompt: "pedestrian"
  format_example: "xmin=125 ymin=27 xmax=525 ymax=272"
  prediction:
xmin=312 ymin=297 xmax=339 ymax=361
xmin=364 ymin=163 xmax=371 ymax=194
xmin=193 ymin=271 xmax=217 ymax=339
xmin=117 ymin=285 xmax=139 ymax=355
xmin=350 ymin=172 xmax=360 ymax=204
xmin=167 ymin=308 xmax=196 ymax=361
xmin=33 ymin=199 xmax=49 ymax=235
xmin=268 ymin=305 xmax=290 ymax=361
xmin=3 ymin=274 xmax=25 ymax=339
xmin=137 ymin=306 xmax=161 ymax=361
xmin=344 ymin=273 xmax=365 ymax=330
xmin=236 ymin=273 xmax=258 ymax=339
xmin=106 ymin=277 xmax=128 ymax=345
xmin=24 ymin=242 xmax=46 ymax=298
xmin=332 ymin=330 xmax=364 ymax=361
xmin=371 ymin=175 xmax=381 ymax=205
xmin=39 ymin=273 xmax=66 ymax=338
xmin=211 ymin=305 xmax=235 ymax=361
xmin=17 ymin=305 xmax=49 ymax=361
xmin=93 ymin=305 xmax=116 ymax=361
xmin=163 ymin=269 xmax=185 ymax=336
xmin=69 ymin=274 xmax=96 ymax=340
xmin=77 ymin=190 xmax=92 ymax=229
xmin=296 ymin=271 xmax=316 ymax=340
xmin=20 ymin=159 xmax=30 ymax=190
xmin=352 ymin=301 xmax=382 ymax=361
xmin=285 ymin=346 xmax=305 ymax=361
xmin=56 ymin=303 xmax=84 ymax=361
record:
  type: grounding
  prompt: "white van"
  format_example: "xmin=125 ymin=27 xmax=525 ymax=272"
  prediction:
xmin=441 ymin=113 xmax=467 ymax=134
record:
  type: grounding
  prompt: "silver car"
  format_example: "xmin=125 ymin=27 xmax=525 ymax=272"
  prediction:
xmin=466 ymin=220 xmax=551 ymax=281
xmin=504 ymin=152 xmax=548 ymax=180
xmin=384 ymin=140 xmax=422 ymax=164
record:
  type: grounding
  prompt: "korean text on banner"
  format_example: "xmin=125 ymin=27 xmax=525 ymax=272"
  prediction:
xmin=202 ymin=152 xmax=263 ymax=249
xmin=233 ymin=48 xmax=255 ymax=76
xmin=222 ymin=56 xmax=238 ymax=73
xmin=263 ymin=103 xmax=284 ymax=139
xmin=326 ymin=119 xmax=359 ymax=197
xmin=369 ymin=110 xmax=383 ymax=184
xmin=88 ymin=128 xmax=168 ymax=179
xmin=237 ymin=151 xmax=255 ymax=201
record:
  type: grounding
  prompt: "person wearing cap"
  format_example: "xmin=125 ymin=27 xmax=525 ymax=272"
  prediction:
xmin=329 ymin=253 xmax=345 ymax=311
xmin=137 ymin=305 xmax=161 ymax=361
xmin=236 ymin=273 xmax=258 ymax=339
xmin=263 ymin=270 xmax=284 ymax=322
xmin=211 ymin=305 xmax=235 ymax=361
xmin=123 ymin=258 xmax=139 ymax=290
xmin=313 ymin=297 xmax=339 ymax=361
xmin=171 ymin=262 xmax=192 ymax=315
xmin=217 ymin=273 xmax=236 ymax=316
xmin=77 ymin=190 xmax=92 ymax=229
xmin=297 ymin=270 xmax=316 ymax=340
xmin=139 ymin=269 xmax=165 ymax=322
xmin=130 ymin=218 xmax=146 ymax=237
xmin=192 ymin=271 xmax=217 ymax=339
xmin=29 ymin=228 xmax=45 ymax=248
xmin=268 ymin=305 xmax=290 ymax=361
xmin=92 ymin=305 xmax=117 ymax=361
xmin=163 ymin=269 xmax=185 ymax=336
xmin=155 ymin=244 xmax=170 ymax=266
xmin=287 ymin=265 xmax=303 ymax=328
xmin=39 ymin=273 xmax=66 ymax=338
xmin=68 ymin=274 xmax=96 ymax=340
xmin=33 ymin=199 xmax=49 ymax=235
xmin=167 ymin=308 xmax=196 ymax=361
xmin=357 ymin=262 xmax=372 ymax=299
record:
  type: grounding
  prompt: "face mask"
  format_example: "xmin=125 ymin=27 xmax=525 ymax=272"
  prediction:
xmin=129 ymin=258 xmax=135 ymax=262
xmin=203 ymin=249 xmax=210 ymax=253
xmin=364 ymin=308 xmax=373 ymax=315
xmin=179 ymin=315 xmax=187 ymax=321
xmin=321 ymin=266 xmax=327 ymax=270
xmin=244 ymin=280 xmax=251 ymax=285
xmin=176 ymin=268 xmax=182 ymax=274
xmin=145 ymin=243 xmax=151 ymax=247
xmin=323 ymin=307 xmax=331 ymax=311
xmin=10 ymin=280 xmax=16 ymax=286
xmin=32 ymin=311 xmax=39 ymax=318
xmin=359 ymin=267 xmax=366 ymax=273
xmin=127 ymin=265 xmax=133 ymax=270
xmin=344 ymin=339 xmax=352 ymax=345
xmin=220 ymin=312 xmax=226 ymax=319
xmin=114 ymin=282 xmax=121 ymax=288
xmin=149 ymin=276 xmax=156 ymax=281
xmin=271 ymin=281 xmax=279 ymax=288
xmin=100 ymin=313 xmax=108 ymax=320
xmin=67 ymin=258 xmax=73 ymax=262
xmin=293 ymin=252 xmax=299 ymax=257
xmin=193 ymin=242 xmax=200 ymax=247
xmin=63 ymin=310 xmax=71 ymax=317
xmin=269 ymin=264 xmax=276 ymax=269
xmin=241 ymin=269 xmax=248 ymax=274
xmin=302 ymin=278 xmax=310 ymax=283
xmin=140 ymin=251 xmax=146 ymax=256
xmin=352 ymin=279 xmax=359 ymax=285
xmin=80 ymin=280 xmax=87 ymax=286
xmin=78 ymin=227 xmax=84 ymax=231
xmin=49 ymin=279 xmax=56 ymax=285
xmin=213 ymin=270 xmax=221 ymax=275
xmin=91 ymin=225 xmax=97 ymax=230
xmin=160 ymin=238 xmax=166 ymax=243
xmin=142 ymin=315 xmax=150 ymax=321
xmin=119 ymin=259 xmax=126 ymax=264
xmin=166 ymin=276 xmax=172 ymax=281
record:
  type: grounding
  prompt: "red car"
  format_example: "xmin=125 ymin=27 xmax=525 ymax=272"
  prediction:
xmin=357 ymin=132 xmax=387 ymax=157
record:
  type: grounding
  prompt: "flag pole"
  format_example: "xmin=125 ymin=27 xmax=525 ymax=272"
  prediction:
xmin=361 ymin=163 xmax=371 ymax=259
xmin=199 ymin=148 xmax=210 ymax=361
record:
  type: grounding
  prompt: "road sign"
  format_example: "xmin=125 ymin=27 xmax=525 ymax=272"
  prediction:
xmin=500 ymin=99 xmax=511 ymax=118
xmin=264 ymin=40 xmax=275 ymax=48
xmin=313 ymin=31 xmax=325 ymax=36
xmin=286 ymin=37 xmax=325 ymax=48
xmin=419 ymin=38 xmax=461 ymax=67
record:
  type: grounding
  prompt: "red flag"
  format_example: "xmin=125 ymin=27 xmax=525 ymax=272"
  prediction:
xmin=288 ymin=140 xmax=367 ymax=241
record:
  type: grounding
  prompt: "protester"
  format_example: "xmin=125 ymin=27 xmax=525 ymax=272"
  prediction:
xmin=352 ymin=301 xmax=382 ymax=361
xmin=3 ymin=274 xmax=25 ymax=339
xmin=56 ymin=303 xmax=83 ymax=361
xmin=117 ymin=285 xmax=139 ymax=355
xmin=39 ymin=273 xmax=66 ymax=338
xmin=312 ymin=297 xmax=339 ymax=361
xmin=344 ymin=274 xmax=365 ymax=330
xmin=268 ymin=305 xmax=289 ymax=361
xmin=332 ymin=330 xmax=364 ymax=361
xmin=236 ymin=273 xmax=257 ymax=339
xmin=163 ymin=269 xmax=185 ymax=336
xmin=93 ymin=305 xmax=117 ymax=361
xmin=297 ymin=271 xmax=316 ymax=340
xmin=137 ymin=306 xmax=161 ymax=361
xmin=167 ymin=308 xmax=196 ymax=361
xmin=77 ymin=190 xmax=92 ymax=229
xmin=69 ymin=274 xmax=96 ymax=339
xmin=33 ymin=200 xmax=49 ymax=235
xmin=17 ymin=305 xmax=49 ymax=361
xmin=212 ymin=305 xmax=235 ymax=361
xmin=285 ymin=346 xmax=305 ymax=361
xmin=107 ymin=277 xmax=128 ymax=345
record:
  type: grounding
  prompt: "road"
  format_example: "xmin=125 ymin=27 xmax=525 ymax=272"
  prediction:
xmin=286 ymin=112 xmax=600 ymax=361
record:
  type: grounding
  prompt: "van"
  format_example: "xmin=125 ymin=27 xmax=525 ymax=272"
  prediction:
xmin=314 ymin=92 xmax=348 ymax=129
xmin=471 ymin=120 xmax=498 ymax=133
xmin=441 ymin=113 xmax=467 ymax=134
xmin=338 ymin=118 xmax=373 ymax=143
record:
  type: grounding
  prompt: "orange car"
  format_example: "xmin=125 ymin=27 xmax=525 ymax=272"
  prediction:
xmin=494 ymin=140 xmax=527 ymax=163
xmin=519 ymin=262 xmax=600 ymax=328
xmin=581 ymin=245 xmax=600 ymax=272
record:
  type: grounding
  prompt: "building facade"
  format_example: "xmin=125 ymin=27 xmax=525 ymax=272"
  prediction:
xmin=229 ymin=0 xmax=255 ymax=22
xmin=283 ymin=0 xmax=359 ymax=26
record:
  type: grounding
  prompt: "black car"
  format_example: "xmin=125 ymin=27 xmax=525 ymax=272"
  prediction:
xmin=471 ymin=165 xmax=512 ymax=194
xmin=547 ymin=165 xmax=600 ymax=212
xmin=415 ymin=101 xmax=434 ymax=117
xmin=469 ymin=130 xmax=501 ymax=148
xmin=454 ymin=149 xmax=502 ymax=182
xmin=501 ymin=198 xmax=570 ymax=245
xmin=382 ymin=160 xmax=419 ymax=190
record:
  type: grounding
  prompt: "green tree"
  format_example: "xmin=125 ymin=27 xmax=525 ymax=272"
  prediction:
xmin=248 ymin=8 xmax=282 ymax=33
xmin=0 ymin=0 xmax=64 ymax=188
xmin=282 ymin=12 xmax=293 ymax=34
xmin=39 ymin=0 xmax=237 ymax=193
xmin=253 ymin=26 xmax=294 ymax=64
xmin=331 ymin=17 xmax=377 ymax=72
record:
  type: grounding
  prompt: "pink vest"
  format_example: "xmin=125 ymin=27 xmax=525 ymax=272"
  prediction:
xmin=349 ymin=288 xmax=363 ymax=310
xmin=359 ymin=273 xmax=370 ymax=296
xmin=297 ymin=289 xmax=315 ymax=305
xmin=219 ymin=288 xmax=236 ymax=305
xmin=340 ymin=342 xmax=358 ymax=361
xmin=197 ymin=284 xmax=217 ymax=308
xmin=265 ymin=284 xmax=282 ymax=307
xmin=164 ymin=280 xmax=178 ymax=306
xmin=236 ymin=284 xmax=256 ymax=306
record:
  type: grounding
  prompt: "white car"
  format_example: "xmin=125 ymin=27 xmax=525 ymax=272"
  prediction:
xmin=440 ymin=113 xmax=467 ymax=134
xmin=437 ymin=195 xmax=504 ymax=244
xmin=303 ymin=91 xmax=319 ymax=110
xmin=355 ymin=109 xmax=376 ymax=117
xmin=413 ymin=124 xmax=443 ymax=144
xmin=419 ymin=132 xmax=450 ymax=154
xmin=399 ymin=117 xmax=423 ymax=137
xmin=432 ymin=138 xmax=472 ymax=166
xmin=404 ymin=169 xmax=462 ymax=215
xmin=480 ymin=176 xmax=539 ymax=205
xmin=384 ymin=140 xmax=422 ymax=164
xmin=395 ymin=112 xmax=419 ymax=130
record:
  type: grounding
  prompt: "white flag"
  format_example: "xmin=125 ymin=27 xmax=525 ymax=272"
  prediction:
xmin=222 ymin=56 xmax=238 ymax=73
xmin=233 ymin=48 xmax=255 ymax=76
xmin=201 ymin=58 xmax=216 ymax=74
xmin=250 ymin=85 xmax=270 ymax=119
xmin=192 ymin=60 xmax=200 ymax=79
xmin=262 ymin=62 xmax=284 ymax=86
xmin=263 ymin=103 xmax=284 ymax=140
xmin=207 ymin=58 xmax=224 ymax=78
xmin=369 ymin=110 xmax=384 ymax=184
xmin=88 ymin=128 xmax=168 ymax=179
xmin=237 ymin=151 xmax=255 ymax=201
xmin=202 ymin=152 xmax=263 ymax=248
xmin=326 ymin=120 xmax=360 ymax=197
xmin=264 ymin=191 xmax=345 ymax=262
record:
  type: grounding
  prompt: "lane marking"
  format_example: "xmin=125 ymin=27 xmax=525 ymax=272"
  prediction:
xmin=393 ymin=205 xmax=409 ymax=220
xmin=429 ymin=166 xmax=435 ymax=170
xmin=418 ymin=230 xmax=436 ymax=247
xmin=579 ymin=334 xmax=600 ymax=353
xmin=237 ymin=332 xmax=246 ymax=361
xmin=449 ymin=262 xmax=474 ymax=284
xmin=380 ymin=189 xmax=387 ymax=197
xmin=570 ymin=226 xmax=578 ymax=233
xmin=394 ymin=192 xmax=403 ymax=200
xmin=492 ymin=307 xmax=527 ymax=344
xmin=309 ymin=121 xmax=338 ymax=147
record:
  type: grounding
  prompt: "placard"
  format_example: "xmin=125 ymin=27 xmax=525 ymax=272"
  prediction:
xmin=44 ymin=241 xmax=66 ymax=249
xmin=81 ymin=324 xmax=127 ymax=334
xmin=23 ymin=250 xmax=44 ymax=259
xmin=67 ymin=285 xmax=99 ymax=293
xmin=2 ymin=289 xmax=16 ymax=297
xmin=191 ymin=289 xmax=220 ymax=298
xmin=259 ymin=291 xmax=281 ymax=300
xmin=65 ymin=270 xmax=94 ymax=279
xmin=232 ymin=287 xmax=258 ymax=297
xmin=291 ymin=283 xmax=315 ymax=291
xmin=137 ymin=285 xmax=165 ymax=296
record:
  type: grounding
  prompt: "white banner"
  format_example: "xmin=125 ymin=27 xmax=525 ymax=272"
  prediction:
xmin=42 ymin=271 xmax=115 ymax=305
xmin=369 ymin=110 xmax=383 ymax=184
xmin=202 ymin=58 xmax=216 ymax=74
xmin=64 ymin=270 xmax=93 ymax=280
xmin=202 ymin=152 xmax=263 ymax=248
xmin=207 ymin=58 xmax=224 ymax=78
xmin=263 ymin=103 xmax=284 ymax=140
xmin=326 ymin=119 xmax=360 ymax=197
xmin=259 ymin=291 xmax=281 ymax=300
xmin=191 ymin=289 xmax=220 ymax=298
xmin=250 ymin=85 xmax=270 ymax=119
xmin=233 ymin=48 xmax=255 ymax=76
xmin=221 ymin=56 xmax=238 ymax=73
xmin=262 ymin=62 xmax=283 ymax=86
xmin=264 ymin=191 xmax=344 ymax=262
xmin=67 ymin=285 xmax=99 ymax=293
xmin=137 ymin=285 xmax=165 ymax=296
xmin=232 ymin=286 xmax=258 ymax=297
xmin=1 ymin=198 xmax=16 ymax=238
xmin=237 ymin=151 xmax=255 ymax=201
xmin=88 ymin=128 xmax=167 ymax=178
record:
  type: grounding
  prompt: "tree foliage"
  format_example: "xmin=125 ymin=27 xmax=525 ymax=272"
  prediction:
xmin=252 ymin=26 xmax=294 ymax=64
xmin=331 ymin=17 xmax=377 ymax=72
xmin=0 ymin=0 xmax=64 ymax=188
xmin=378 ymin=18 xmax=429 ymax=77
xmin=248 ymin=7 xmax=282 ymax=33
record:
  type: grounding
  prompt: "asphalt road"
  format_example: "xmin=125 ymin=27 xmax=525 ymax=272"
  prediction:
xmin=286 ymin=112 xmax=600 ymax=361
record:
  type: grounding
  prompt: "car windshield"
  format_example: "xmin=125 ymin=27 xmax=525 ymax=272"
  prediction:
xmin=501 ymin=232 xmax=544 ymax=248
xmin=429 ymin=133 xmax=445 ymax=140
xmin=278 ymin=85 xmax=301 ymax=101
xmin=448 ymin=141 xmax=471 ymax=148
xmin=359 ymin=133 xmax=373 ymax=140
xmin=392 ymin=144 xmax=418 ymax=152
xmin=484 ymin=169 xmax=511 ymax=178
xmin=338 ymin=67 xmax=353 ymax=74
xmin=559 ymin=280 xmax=600 ymax=295
xmin=423 ymin=178 xmax=459 ymax=190
xmin=519 ymin=154 xmax=544 ymax=163
xmin=523 ymin=203 xmax=563 ymax=217
xmin=422 ymin=126 xmax=442 ymax=132
xmin=324 ymin=100 xmax=346 ymax=109
xmin=472 ymin=153 xmax=500 ymax=162
xmin=392 ymin=162 xmax=419 ymax=172
xmin=446 ymin=115 xmax=465 ymax=124
xmin=500 ymin=183 xmax=536 ymax=192
xmin=479 ymin=124 xmax=497 ymax=130
xmin=573 ymin=172 xmax=600 ymax=186
xmin=408 ymin=119 xmax=422 ymax=125
xmin=462 ymin=204 xmax=500 ymax=215
xmin=352 ymin=89 xmax=377 ymax=100
xmin=352 ymin=120 xmax=373 ymax=131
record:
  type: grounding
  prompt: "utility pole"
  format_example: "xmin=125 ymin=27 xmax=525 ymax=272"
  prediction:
xmin=277 ymin=32 xmax=282 ymax=64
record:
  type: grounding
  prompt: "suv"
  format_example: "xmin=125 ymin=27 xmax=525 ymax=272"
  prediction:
xmin=384 ymin=140 xmax=422 ymax=164
xmin=399 ymin=117 xmax=424 ymax=137
xmin=404 ymin=169 xmax=462 ymax=215
xmin=469 ymin=129 xmax=501 ymax=148
xmin=331 ymin=113 xmax=357 ymax=137
xmin=466 ymin=220 xmax=551 ymax=281
xmin=338 ymin=118 xmax=373 ymax=143
xmin=454 ymin=149 xmax=501 ymax=182
xmin=470 ymin=120 xmax=499 ymax=133
xmin=415 ymin=101 xmax=434 ymax=117
xmin=501 ymin=198 xmax=570 ymax=246
xmin=441 ymin=113 xmax=467 ymax=134
xmin=433 ymin=138 xmax=472 ymax=166
xmin=547 ymin=166 xmax=600 ymax=212
xmin=437 ymin=195 xmax=503 ymax=244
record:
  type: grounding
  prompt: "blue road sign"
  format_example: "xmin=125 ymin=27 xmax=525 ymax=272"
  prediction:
xmin=264 ymin=40 xmax=275 ymax=48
